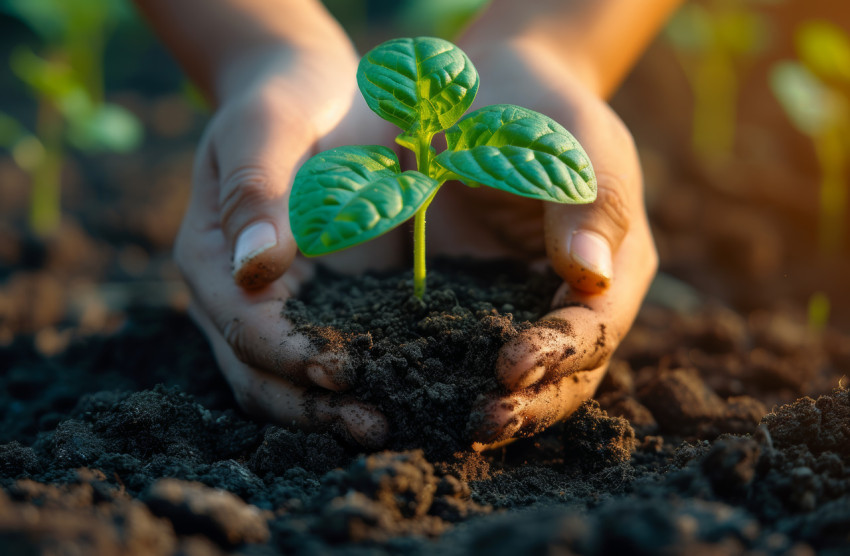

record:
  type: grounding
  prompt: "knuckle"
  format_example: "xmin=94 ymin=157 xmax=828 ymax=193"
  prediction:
xmin=219 ymin=165 xmax=275 ymax=229
xmin=592 ymin=177 xmax=631 ymax=242
xmin=222 ymin=317 xmax=253 ymax=365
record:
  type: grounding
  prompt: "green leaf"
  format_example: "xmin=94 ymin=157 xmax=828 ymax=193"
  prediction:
xmin=664 ymin=3 xmax=713 ymax=53
xmin=10 ymin=46 xmax=79 ymax=101
xmin=66 ymin=103 xmax=144 ymax=153
xmin=770 ymin=61 xmax=844 ymax=136
xmin=796 ymin=20 xmax=850 ymax=83
xmin=0 ymin=111 xmax=27 ymax=147
xmin=357 ymin=36 xmax=479 ymax=135
xmin=715 ymin=11 xmax=769 ymax=57
xmin=290 ymin=145 xmax=440 ymax=256
xmin=435 ymin=104 xmax=596 ymax=203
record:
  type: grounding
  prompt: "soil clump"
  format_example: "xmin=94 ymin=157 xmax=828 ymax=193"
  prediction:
xmin=284 ymin=258 xmax=562 ymax=456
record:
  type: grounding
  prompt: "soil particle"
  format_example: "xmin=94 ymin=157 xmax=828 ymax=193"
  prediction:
xmin=761 ymin=387 xmax=850 ymax=459
xmin=700 ymin=436 xmax=761 ymax=499
xmin=316 ymin=450 xmax=489 ymax=543
xmin=599 ymin=394 xmax=658 ymax=437
xmin=638 ymin=367 xmax=728 ymax=433
xmin=560 ymin=400 xmax=636 ymax=474
xmin=249 ymin=426 xmax=348 ymax=477
xmin=143 ymin=478 xmax=270 ymax=546
xmin=0 ymin=470 xmax=177 ymax=556
xmin=0 ymin=441 xmax=41 ymax=477
xmin=637 ymin=367 xmax=765 ymax=437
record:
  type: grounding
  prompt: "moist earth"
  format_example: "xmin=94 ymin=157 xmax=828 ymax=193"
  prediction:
xmin=284 ymin=258 xmax=562 ymax=456
xmin=1 ymin=263 xmax=849 ymax=554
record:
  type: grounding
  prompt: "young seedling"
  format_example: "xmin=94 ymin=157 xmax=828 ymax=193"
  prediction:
xmin=665 ymin=0 xmax=771 ymax=163
xmin=770 ymin=20 xmax=850 ymax=256
xmin=1 ymin=0 xmax=143 ymax=236
xmin=289 ymin=37 xmax=597 ymax=298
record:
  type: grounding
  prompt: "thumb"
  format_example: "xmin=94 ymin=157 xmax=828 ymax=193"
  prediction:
xmin=544 ymin=173 xmax=632 ymax=294
xmin=212 ymin=96 xmax=312 ymax=290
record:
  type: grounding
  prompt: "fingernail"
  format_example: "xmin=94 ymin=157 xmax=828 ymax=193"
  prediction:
xmin=339 ymin=405 xmax=387 ymax=449
xmin=513 ymin=364 xmax=546 ymax=390
xmin=569 ymin=230 xmax=613 ymax=280
xmin=306 ymin=365 xmax=340 ymax=391
xmin=233 ymin=222 xmax=277 ymax=274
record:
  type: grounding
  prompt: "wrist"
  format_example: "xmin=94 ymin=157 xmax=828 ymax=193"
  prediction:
xmin=215 ymin=39 xmax=358 ymax=107
xmin=203 ymin=0 xmax=358 ymax=106
xmin=459 ymin=0 xmax=682 ymax=99
xmin=213 ymin=38 xmax=360 ymax=153
xmin=459 ymin=33 xmax=603 ymax=100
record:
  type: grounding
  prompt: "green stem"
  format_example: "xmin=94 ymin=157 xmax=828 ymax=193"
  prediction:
xmin=814 ymin=126 xmax=846 ymax=256
xmin=692 ymin=51 xmax=737 ymax=162
xmin=413 ymin=200 xmax=429 ymax=299
xmin=416 ymin=132 xmax=433 ymax=177
xmin=412 ymin=131 xmax=436 ymax=298
xmin=29 ymin=99 xmax=64 ymax=237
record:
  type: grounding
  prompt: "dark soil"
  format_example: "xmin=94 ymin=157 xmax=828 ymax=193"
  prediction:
xmin=2 ymin=279 xmax=850 ymax=553
xmin=284 ymin=259 xmax=561 ymax=456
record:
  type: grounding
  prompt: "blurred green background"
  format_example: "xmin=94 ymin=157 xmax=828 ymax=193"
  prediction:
xmin=0 ymin=0 xmax=848 ymax=342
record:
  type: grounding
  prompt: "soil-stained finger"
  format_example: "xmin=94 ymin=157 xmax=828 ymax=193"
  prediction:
xmin=470 ymin=365 xmax=607 ymax=451
xmin=194 ymin=304 xmax=388 ymax=448
xmin=496 ymin=307 xmax=611 ymax=391
xmin=177 ymin=184 xmax=351 ymax=390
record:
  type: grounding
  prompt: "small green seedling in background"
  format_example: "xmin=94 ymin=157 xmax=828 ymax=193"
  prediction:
xmin=807 ymin=291 xmax=831 ymax=333
xmin=0 ymin=0 xmax=143 ymax=237
xmin=289 ymin=37 xmax=596 ymax=299
xmin=770 ymin=20 xmax=850 ymax=256
xmin=665 ymin=0 xmax=773 ymax=163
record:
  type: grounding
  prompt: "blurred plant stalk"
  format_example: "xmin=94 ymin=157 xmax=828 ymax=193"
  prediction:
xmin=30 ymin=96 xmax=64 ymax=236
xmin=0 ymin=0 xmax=143 ymax=237
xmin=665 ymin=0 xmax=772 ymax=163
xmin=771 ymin=20 xmax=850 ymax=256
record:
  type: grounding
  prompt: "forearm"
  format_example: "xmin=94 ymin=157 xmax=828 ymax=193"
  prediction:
xmin=132 ymin=0 xmax=354 ymax=104
xmin=461 ymin=0 xmax=683 ymax=98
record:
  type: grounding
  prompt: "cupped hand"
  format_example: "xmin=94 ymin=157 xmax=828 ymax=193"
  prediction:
xmin=175 ymin=45 xmax=401 ymax=448
xmin=427 ymin=39 xmax=658 ymax=450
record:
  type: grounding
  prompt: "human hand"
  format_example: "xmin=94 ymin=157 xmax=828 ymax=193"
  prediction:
xmin=424 ymin=40 xmax=658 ymax=449
xmin=175 ymin=43 xmax=401 ymax=448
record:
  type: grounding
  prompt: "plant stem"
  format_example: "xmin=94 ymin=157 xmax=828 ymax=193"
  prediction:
xmin=692 ymin=51 xmax=737 ymax=163
xmin=413 ymin=132 xmax=435 ymax=299
xmin=30 ymin=99 xmax=64 ymax=237
xmin=814 ymin=126 xmax=846 ymax=255
xmin=413 ymin=201 xmax=429 ymax=299
xmin=415 ymin=133 xmax=433 ymax=177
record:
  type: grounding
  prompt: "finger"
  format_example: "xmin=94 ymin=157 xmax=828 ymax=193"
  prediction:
xmin=177 ymin=168 xmax=351 ymax=389
xmin=497 ymin=311 xmax=609 ymax=391
xmin=470 ymin=366 xmax=607 ymax=451
xmin=211 ymin=92 xmax=314 ymax=290
xmin=190 ymin=301 xmax=388 ymax=448
xmin=499 ymin=207 xmax=657 ymax=391
xmin=545 ymin=112 xmax=641 ymax=294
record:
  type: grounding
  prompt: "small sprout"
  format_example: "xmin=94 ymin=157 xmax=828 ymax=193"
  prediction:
xmin=665 ymin=0 xmax=771 ymax=162
xmin=289 ymin=37 xmax=597 ymax=298
xmin=770 ymin=20 xmax=850 ymax=255
xmin=2 ymin=0 xmax=143 ymax=236
xmin=806 ymin=291 xmax=830 ymax=333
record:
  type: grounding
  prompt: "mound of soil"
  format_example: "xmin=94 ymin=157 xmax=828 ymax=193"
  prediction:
xmin=284 ymin=259 xmax=562 ymax=456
